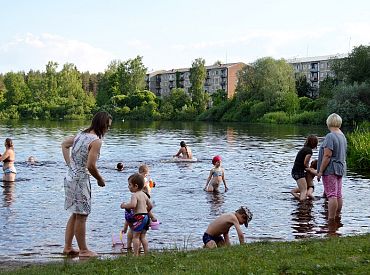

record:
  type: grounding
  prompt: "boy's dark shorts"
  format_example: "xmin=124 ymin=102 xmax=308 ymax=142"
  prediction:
xmin=203 ymin=232 xmax=224 ymax=245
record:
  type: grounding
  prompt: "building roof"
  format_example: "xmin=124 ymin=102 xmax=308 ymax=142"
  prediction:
xmin=148 ymin=62 xmax=247 ymax=75
xmin=286 ymin=53 xmax=348 ymax=64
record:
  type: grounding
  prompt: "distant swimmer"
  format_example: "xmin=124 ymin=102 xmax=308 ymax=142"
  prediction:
xmin=173 ymin=141 xmax=193 ymax=159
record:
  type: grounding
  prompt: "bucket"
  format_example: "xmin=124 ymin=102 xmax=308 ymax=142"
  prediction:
xmin=150 ymin=220 xmax=160 ymax=230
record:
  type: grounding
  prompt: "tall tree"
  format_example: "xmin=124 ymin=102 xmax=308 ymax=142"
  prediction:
xmin=3 ymin=72 xmax=29 ymax=105
xmin=295 ymin=73 xmax=311 ymax=97
xmin=189 ymin=58 xmax=207 ymax=113
xmin=331 ymin=45 xmax=370 ymax=84
xmin=236 ymin=57 xmax=298 ymax=114
xmin=117 ymin=55 xmax=147 ymax=95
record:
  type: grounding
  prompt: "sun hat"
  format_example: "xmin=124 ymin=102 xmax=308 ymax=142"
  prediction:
xmin=240 ymin=206 xmax=253 ymax=227
xmin=212 ymin=155 xmax=222 ymax=165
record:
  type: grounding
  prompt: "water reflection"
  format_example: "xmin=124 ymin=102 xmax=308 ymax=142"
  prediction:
xmin=291 ymin=200 xmax=315 ymax=238
xmin=205 ymin=191 xmax=225 ymax=216
xmin=2 ymin=181 xmax=15 ymax=207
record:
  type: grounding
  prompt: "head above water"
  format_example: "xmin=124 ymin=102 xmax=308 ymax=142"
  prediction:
xmin=180 ymin=141 xmax=186 ymax=147
xmin=5 ymin=138 xmax=13 ymax=148
xmin=304 ymin=135 xmax=318 ymax=149
xmin=139 ymin=164 xmax=149 ymax=175
xmin=212 ymin=155 xmax=222 ymax=165
xmin=236 ymin=206 xmax=253 ymax=228
xmin=117 ymin=162 xmax=124 ymax=171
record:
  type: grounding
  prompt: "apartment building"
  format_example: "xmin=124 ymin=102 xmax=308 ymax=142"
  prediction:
xmin=287 ymin=53 xmax=348 ymax=89
xmin=146 ymin=62 xmax=246 ymax=99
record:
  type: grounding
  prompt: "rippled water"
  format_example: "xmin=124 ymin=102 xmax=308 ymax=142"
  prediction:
xmin=0 ymin=120 xmax=369 ymax=263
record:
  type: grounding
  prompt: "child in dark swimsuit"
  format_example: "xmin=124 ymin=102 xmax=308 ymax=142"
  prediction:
xmin=204 ymin=155 xmax=228 ymax=192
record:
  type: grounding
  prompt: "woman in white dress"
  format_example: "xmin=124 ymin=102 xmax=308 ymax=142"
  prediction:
xmin=61 ymin=111 xmax=112 ymax=258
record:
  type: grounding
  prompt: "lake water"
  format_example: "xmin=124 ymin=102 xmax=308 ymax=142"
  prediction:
xmin=0 ymin=120 xmax=369 ymax=263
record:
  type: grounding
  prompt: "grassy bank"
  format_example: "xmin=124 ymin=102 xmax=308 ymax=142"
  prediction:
xmin=347 ymin=127 xmax=370 ymax=172
xmin=2 ymin=234 xmax=369 ymax=274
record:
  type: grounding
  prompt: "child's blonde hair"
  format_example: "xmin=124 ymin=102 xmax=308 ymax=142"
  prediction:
xmin=138 ymin=164 xmax=149 ymax=174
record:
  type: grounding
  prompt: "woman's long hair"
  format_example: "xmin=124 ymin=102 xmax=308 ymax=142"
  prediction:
xmin=83 ymin=111 xmax=112 ymax=139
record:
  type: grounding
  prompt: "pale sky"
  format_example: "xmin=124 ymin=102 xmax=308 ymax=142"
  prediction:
xmin=1 ymin=0 xmax=369 ymax=73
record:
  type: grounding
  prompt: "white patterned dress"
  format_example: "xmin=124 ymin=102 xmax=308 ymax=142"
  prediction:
xmin=64 ymin=132 xmax=99 ymax=215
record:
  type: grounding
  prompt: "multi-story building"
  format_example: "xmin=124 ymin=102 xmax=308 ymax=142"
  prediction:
xmin=287 ymin=53 xmax=348 ymax=90
xmin=146 ymin=62 xmax=246 ymax=99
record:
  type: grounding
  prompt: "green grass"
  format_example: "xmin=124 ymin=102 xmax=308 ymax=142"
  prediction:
xmin=347 ymin=128 xmax=370 ymax=172
xmin=2 ymin=234 xmax=370 ymax=274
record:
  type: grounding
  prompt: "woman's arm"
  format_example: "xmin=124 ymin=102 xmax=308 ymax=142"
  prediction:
xmin=317 ymin=148 xmax=332 ymax=181
xmin=87 ymin=139 xmax=105 ymax=187
xmin=173 ymin=148 xmax=181 ymax=157
xmin=0 ymin=149 xmax=9 ymax=162
xmin=61 ymin=136 xmax=74 ymax=166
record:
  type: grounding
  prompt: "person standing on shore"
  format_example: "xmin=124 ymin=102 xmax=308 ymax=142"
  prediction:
xmin=61 ymin=111 xmax=112 ymax=258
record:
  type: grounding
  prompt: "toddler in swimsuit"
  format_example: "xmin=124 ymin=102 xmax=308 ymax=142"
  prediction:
xmin=121 ymin=173 xmax=153 ymax=256
xmin=204 ymin=155 xmax=228 ymax=192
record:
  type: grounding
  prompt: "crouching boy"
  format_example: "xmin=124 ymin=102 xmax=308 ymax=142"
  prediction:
xmin=203 ymin=206 xmax=252 ymax=248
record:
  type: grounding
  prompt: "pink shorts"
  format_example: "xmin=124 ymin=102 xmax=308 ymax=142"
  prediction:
xmin=322 ymin=174 xmax=342 ymax=199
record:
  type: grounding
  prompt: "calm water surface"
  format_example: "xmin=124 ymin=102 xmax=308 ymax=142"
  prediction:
xmin=0 ymin=120 xmax=369 ymax=263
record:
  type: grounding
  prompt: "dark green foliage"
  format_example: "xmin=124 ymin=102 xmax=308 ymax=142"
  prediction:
xmin=295 ymin=73 xmax=311 ymax=97
xmin=189 ymin=58 xmax=208 ymax=113
xmin=327 ymin=83 xmax=370 ymax=125
xmin=332 ymin=45 xmax=370 ymax=84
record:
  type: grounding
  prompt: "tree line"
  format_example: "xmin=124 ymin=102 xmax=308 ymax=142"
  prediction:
xmin=0 ymin=46 xmax=369 ymax=125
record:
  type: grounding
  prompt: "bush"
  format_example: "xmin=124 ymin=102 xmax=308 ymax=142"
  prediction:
xmin=259 ymin=111 xmax=291 ymax=124
xmin=290 ymin=111 xmax=326 ymax=125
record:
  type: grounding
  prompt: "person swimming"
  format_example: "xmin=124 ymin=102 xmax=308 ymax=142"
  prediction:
xmin=173 ymin=141 xmax=193 ymax=159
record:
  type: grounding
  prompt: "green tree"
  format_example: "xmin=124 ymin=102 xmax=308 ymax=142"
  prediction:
xmin=117 ymin=55 xmax=147 ymax=95
xmin=189 ymin=58 xmax=207 ymax=113
xmin=295 ymin=73 xmax=311 ymax=97
xmin=332 ymin=45 xmax=370 ymax=84
xmin=96 ymin=60 xmax=120 ymax=106
xmin=3 ymin=72 xmax=29 ymax=105
xmin=236 ymin=57 xmax=298 ymax=114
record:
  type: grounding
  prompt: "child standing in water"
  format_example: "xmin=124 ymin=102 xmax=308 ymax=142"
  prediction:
xmin=203 ymin=206 xmax=253 ymax=248
xmin=291 ymin=135 xmax=318 ymax=201
xmin=204 ymin=155 xmax=228 ymax=192
xmin=122 ymin=172 xmax=155 ymax=255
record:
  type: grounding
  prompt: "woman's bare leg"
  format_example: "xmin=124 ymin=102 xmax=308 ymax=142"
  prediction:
xmin=75 ymin=214 xmax=97 ymax=257
xmin=297 ymin=178 xmax=307 ymax=201
xmin=63 ymin=213 xmax=79 ymax=255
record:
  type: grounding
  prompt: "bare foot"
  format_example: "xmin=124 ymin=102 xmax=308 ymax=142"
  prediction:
xmin=63 ymin=248 xmax=79 ymax=256
xmin=79 ymin=250 xmax=98 ymax=258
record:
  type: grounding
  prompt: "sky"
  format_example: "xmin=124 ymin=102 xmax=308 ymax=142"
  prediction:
xmin=1 ymin=0 xmax=370 ymax=74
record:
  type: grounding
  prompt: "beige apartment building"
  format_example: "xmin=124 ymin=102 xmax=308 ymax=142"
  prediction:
xmin=146 ymin=62 xmax=246 ymax=99
xmin=287 ymin=53 xmax=348 ymax=90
